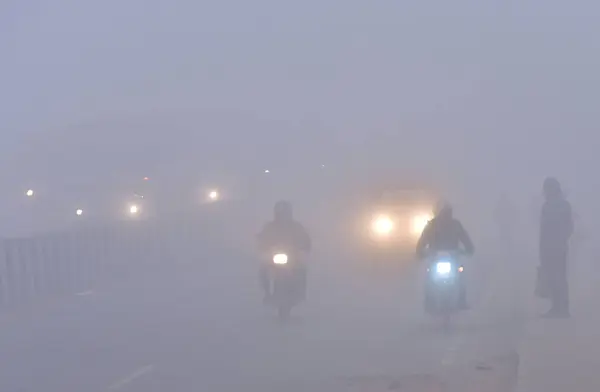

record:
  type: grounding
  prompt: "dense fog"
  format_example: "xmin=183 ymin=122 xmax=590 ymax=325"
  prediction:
xmin=0 ymin=1 xmax=597 ymax=391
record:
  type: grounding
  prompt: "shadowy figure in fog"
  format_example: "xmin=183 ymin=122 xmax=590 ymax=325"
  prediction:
xmin=417 ymin=202 xmax=474 ymax=310
xmin=494 ymin=193 xmax=518 ymax=252
xmin=257 ymin=201 xmax=311 ymax=303
xmin=539 ymin=177 xmax=573 ymax=318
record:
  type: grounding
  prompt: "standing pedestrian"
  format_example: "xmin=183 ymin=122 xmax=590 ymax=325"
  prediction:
xmin=539 ymin=177 xmax=573 ymax=318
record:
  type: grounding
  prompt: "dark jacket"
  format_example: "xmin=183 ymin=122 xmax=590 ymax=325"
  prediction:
xmin=540 ymin=195 xmax=573 ymax=262
xmin=257 ymin=220 xmax=311 ymax=254
xmin=416 ymin=216 xmax=474 ymax=259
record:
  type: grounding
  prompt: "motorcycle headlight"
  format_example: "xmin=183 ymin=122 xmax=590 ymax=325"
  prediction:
xmin=371 ymin=215 xmax=394 ymax=236
xmin=436 ymin=261 xmax=452 ymax=274
xmin=273 ymin=253 xmax=288 ymax=265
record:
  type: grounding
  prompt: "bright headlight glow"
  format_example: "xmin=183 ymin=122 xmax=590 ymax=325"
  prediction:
xmin=372 ymin=215 xmax=394 ymax=235
xmin=273 ymin=253 xmax=288 ymax=265
xmin=129 ymin=204 xmax=139 ymax=214
xmin=76 ymin=209 xmax=83 ymax=216
xmin=411 ymin=213 xmax=432 ymax=235
xmin=208 ymin=190 xmax=219 ymax=200
xmin=26 ymin=189 xmax=34 ymax=197
xmin=436 ymin=261 xmax=452 ymax=274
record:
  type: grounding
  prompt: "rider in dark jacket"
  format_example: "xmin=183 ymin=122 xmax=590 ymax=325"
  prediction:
xmin=416 ymin=202 xmax=474 ymax=309
xmin=257 ymin=201 xmax=311 ymax=302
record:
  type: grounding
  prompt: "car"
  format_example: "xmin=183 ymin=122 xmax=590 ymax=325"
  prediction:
xmin=359 ymin=187 xmax=437 ymax=263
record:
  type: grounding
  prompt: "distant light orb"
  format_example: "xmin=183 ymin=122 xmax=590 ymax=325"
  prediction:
xmin=26 ymin=189 xmax=34 ymax=197
xmin=129 ymin=204 xmax=139 ymax=214
xmin=264 ymin=169 xmax=270 ymax=173
xmin=208 ymin=190 xmax=219 ymax=200
xmin=76 ymin=209 xmax=84 ymax=216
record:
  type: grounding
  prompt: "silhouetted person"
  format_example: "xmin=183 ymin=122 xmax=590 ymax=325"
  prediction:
xmin=417 ymin=202 xmax=475 ymax=310
xmin=257 ymin=201 xmax=311 ymax=303
xmin=539 ymin=177 xmax=573 ymax=318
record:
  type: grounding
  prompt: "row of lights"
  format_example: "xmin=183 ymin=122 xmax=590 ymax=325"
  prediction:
xmin=24 ymin=186 xmax=221 ymax=218
xmin=20 ymin=164 xmax=325 ymax=217
xmin=26 ymin=189 xmax=88 ymax=216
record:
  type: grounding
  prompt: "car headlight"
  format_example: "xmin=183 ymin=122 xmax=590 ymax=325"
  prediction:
xmin=411 ymin=213 xmax=432 ymax=236
xmin=273 ymin=253 xmax=288 ymax=265
xmin=208 ymin=189 xmax=219 ymax=201
xmin=372 ymin=215 xmax=394 ymax=236
xmin=436 ymin=261 xmax=452 ymax=274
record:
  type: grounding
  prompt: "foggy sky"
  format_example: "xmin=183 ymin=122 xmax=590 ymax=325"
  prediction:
xmin=2 ymin=0 xmax=600 ymax=228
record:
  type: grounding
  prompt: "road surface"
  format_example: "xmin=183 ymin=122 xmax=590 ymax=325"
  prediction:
xmin=0 ymin=243 xmax=525 ymax=392
xmin=515 ymin=246 xmax=600 ymax=392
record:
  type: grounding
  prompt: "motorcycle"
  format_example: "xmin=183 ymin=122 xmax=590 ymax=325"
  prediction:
xmin=269 ymin=251 xmax=304 ymax=322
xmin=425 ymin=250 xmax=465 ymax=329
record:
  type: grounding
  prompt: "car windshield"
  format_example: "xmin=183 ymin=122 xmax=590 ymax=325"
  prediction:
xmin=379 ymin=189 xmax=434 ymax=205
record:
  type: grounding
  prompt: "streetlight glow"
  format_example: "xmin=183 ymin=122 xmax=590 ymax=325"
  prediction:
xmin=208 ymin=190 xmax=219 ymax=200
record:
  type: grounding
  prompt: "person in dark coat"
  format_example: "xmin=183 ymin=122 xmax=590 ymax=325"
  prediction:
xmin=539 ymin=177 xmax=573 ymax=318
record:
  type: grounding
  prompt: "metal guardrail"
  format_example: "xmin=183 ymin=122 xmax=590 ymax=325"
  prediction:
xmin=0 ymin=228 xmax=103 ymax=308
xmin=0 ymin=206 xmax=258 ymax=310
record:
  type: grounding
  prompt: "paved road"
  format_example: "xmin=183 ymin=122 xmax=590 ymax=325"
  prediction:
xmin=515 ymin=245 xmax=600 ymax=392
xmin=0 ymin=244 xmax=525 ymax=392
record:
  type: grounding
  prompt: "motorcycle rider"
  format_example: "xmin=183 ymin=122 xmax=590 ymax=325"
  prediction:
xmin=257 ymin=200 xmax=311 ymax=303
xmin=416 ymin=202 xmax=475 ymax=310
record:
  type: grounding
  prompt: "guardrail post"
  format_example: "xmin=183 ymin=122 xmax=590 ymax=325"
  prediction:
xmin=4 ymin=240 xmax=19 ymax=307
xmin=36 ymin=235 xmax=52 ymax=298
xmin=15 ymin=239 xmax=32 ymax=304
xmin=55 ymin=233 xmax=70 ymax=294
xmin=27 ymin=237 xmax=44 ymax=298
xmin=70 ymin=229 xmax=83 ymax=291
xmin=0 ymin=241 xmax=7 ymax=308
xmin=46 ymin=233 xmax=60 ymax=295
xmin=64 ymin=232 xmax=75 ymax=293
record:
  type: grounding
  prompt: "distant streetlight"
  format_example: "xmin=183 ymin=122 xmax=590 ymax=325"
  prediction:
xmin=208 ymin=190 xmax=219 ymax=201
xmin=129 ymin=204 xmax=139 ymax=215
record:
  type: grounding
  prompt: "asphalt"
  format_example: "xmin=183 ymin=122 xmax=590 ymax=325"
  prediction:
xmin=515 ymin=247 xmax=600 ymax=392
xmin=0 ymin=243 xmax=526 ymax=392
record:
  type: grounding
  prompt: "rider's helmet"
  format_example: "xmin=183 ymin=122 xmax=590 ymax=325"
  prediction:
xmin=274 ymin=200 xmax=293 ymax=222
xmin=434 ymin=200 xmax=453 ymax=220
xmin=543 ymin=177 xmax=562 ymax=199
